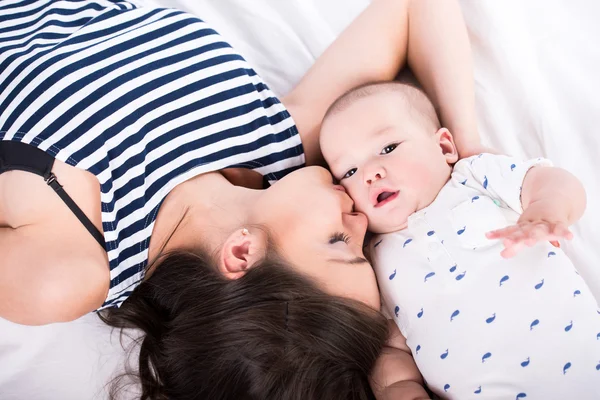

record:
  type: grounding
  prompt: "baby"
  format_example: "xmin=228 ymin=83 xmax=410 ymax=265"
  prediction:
xmin=320 ymin=82 xmax=600 ymax=399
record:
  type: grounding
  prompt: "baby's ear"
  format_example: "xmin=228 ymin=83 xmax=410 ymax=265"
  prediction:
xmin=436 ymin=128 xmax=459 ymax=164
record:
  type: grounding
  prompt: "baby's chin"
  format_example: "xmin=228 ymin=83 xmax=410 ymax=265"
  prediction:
xmin=367 ymin=214 xmax=409 ymax=235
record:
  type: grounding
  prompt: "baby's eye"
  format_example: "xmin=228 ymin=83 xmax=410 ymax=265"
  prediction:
xmin=342 ymin=168 xmax=357 ymax=179
xmin=381 ymin=144 xmax=398 ymax=155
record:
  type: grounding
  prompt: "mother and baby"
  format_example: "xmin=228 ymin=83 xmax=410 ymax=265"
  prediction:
xmin=1 ymin=0 xmax=599 ymax=399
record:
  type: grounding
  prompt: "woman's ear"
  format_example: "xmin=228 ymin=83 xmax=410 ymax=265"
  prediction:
xmin=436 ymin=128 xmax=459 ymax=164
xmin=219 ymin=228 xmax=267 ymax=280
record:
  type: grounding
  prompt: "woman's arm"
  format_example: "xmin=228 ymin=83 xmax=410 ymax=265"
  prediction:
xmin=370 ymin=321 xmax=430 ymax=400
xmin=283 ymin=0 xmax=481 ymax=165
xmin=370 ymin=348 xmax=430 ymax=400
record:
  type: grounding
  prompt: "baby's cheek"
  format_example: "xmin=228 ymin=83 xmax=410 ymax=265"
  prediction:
xmin=366 ymin=213 xmax=386 ymax=232
xmin=345 ymin=184 xmax=367 ymax=209
xmin=406 ymin=163 xmax=435 ymax=189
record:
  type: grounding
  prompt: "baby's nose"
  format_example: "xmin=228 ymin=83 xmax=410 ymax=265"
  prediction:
xmin=366 ymin=172 xmax=383 ymax=185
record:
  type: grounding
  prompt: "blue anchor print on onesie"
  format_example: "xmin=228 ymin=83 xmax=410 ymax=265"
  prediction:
xmin=456 ymin=271 xmax=467 ymax=281
xmin=521 ymin=357 xmax=530 ymax=367
xmin=548 ymin=251 xmax=557 ymax=258
xmin=474 ymin=386 xmax=482 ymax=394
xmin=415 ymin=345 xmax=421 ymax=354
xmin=563 ymin=362 xmax=572 ymax=374
xmin=500 ymin=275 xmax=510 ymax=286
xmin=482 ymin=352 xmax=492 ymax=363
xmin=511 ymin=163 xmax=516 ymax=171
xmin=457 ymin=226 xmax=466 ymax=235
xmin=449 ymin=264 xmax=457 ymax=273
xmin=483 ymin=175 xmax=488 ymax=189
xmin=573 ymin=289 xmax=581 ymax=297
xmin=440 ymin=349 xmax=449 ymax=359
xmin=444 ymin=384 xmax=450 ymax=392
xmin=403 ymin=238 xmax=412 ymax=248
xmin=394 ymin=306 xmax=399 ymax=317
xmin=417 ymin=308 xmax=424 ymax=318
xmin=516 ymin=393 xmax=527 ymax=399
xmin=486 ymin=313 xmax=496 ymax=324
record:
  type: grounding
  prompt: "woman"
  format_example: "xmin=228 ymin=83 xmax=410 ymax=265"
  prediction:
xmin=0 ymin=0 xmax=481 ymax=397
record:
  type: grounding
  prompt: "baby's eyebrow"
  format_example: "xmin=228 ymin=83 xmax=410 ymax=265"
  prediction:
xmin=373 ymin=125 xmax=396 ymax=138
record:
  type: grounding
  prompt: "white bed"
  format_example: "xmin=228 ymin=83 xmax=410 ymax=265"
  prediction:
xmin=1 ymin=1 xmax=599 ymax=398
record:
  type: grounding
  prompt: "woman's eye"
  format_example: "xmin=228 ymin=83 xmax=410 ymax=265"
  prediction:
xmin=329 ymin=232 xmax=351 ymax=245
xmin=342 ymin=168 xmax=357 ymax=179
xmin=381 ymin=144 xmax=398 ymax=155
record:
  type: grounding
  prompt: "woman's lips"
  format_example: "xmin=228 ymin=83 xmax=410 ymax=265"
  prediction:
xmin=374 ymin=191 xmax=399 ymax=208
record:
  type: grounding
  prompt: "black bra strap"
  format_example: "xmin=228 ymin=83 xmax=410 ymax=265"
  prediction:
xmin=0 ymin=141 xmax=106 ymax=250
xmin=45 ymin=172 xmax=106 ymax=249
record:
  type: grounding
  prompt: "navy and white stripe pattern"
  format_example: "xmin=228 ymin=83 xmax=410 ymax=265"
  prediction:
xmin=0 ymin=0 xmax=304 ymax=309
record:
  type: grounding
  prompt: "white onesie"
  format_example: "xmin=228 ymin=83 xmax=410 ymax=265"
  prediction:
xmin=370 ymin=154 xmax=600 ymax=399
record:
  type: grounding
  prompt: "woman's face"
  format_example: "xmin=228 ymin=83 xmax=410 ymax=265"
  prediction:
xmin=256 ymin=166 xmax=380 ymax=309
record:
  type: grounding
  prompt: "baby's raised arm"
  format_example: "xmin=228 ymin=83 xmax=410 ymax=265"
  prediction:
xmin=487 ymin=166 xmax=586 ymax=258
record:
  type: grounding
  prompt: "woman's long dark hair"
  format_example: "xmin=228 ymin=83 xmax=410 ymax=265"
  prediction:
xmin=100 ymin=249 xmax=388 ymax=400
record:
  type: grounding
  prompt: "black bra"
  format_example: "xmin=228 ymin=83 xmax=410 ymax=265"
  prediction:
xmin=0 ymin=140 xmax=105 ymax=249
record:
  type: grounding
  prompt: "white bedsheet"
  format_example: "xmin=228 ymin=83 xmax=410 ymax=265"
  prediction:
xmin=1 ymin=1 xmax=599 ymax=398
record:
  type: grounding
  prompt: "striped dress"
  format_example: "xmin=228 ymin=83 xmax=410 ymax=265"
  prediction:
xmin=0 ymin=0 xmax=305 ymax=309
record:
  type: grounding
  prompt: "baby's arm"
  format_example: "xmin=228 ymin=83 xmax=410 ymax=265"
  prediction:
xmin=487 ymin=166 xmax=586 ymax=258
xmin=370 ymin=320 xmax=430 ymax=400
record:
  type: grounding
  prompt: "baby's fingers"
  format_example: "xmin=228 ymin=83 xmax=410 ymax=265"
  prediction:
xmin=486 ymin=225 xmax=522 ymax=239
xmin=524 ymin=225 xmax=550 ymax=246
xmin=501 ymin=239 xmax=525 ymax=258
xmin=550 ymin=222 xmax=573 ymax=240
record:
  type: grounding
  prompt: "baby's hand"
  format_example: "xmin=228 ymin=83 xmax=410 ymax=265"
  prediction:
xmin=486 ymin=220 xmax=572 ymax=258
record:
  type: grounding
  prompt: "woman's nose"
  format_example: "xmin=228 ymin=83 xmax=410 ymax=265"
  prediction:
xmin=344 ymin=211 xmax=368 ymax=235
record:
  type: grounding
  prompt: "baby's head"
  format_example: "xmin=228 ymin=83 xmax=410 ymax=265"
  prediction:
xmin=320 ymin=82 xmax=459 ymax=234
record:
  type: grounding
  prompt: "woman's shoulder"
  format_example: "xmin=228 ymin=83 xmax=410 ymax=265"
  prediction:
xmin=0 ymin=160 xmax=109 ymax=324
xmin=0 ymin=215 xmax=109 ymax=325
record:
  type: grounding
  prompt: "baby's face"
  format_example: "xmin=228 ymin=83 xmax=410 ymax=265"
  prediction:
xmin=321 ymin=92 xmax=455 ymax=234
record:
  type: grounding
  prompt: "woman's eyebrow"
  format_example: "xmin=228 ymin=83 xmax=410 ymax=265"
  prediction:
xmin=328 ymin=257 xmax=369 ymax=265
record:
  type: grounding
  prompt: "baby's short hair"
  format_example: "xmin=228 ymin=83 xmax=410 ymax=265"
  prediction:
xmin=324 ymin=81 xmax=441 ymax=133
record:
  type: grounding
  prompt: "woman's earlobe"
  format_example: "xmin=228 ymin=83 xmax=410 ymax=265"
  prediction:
xmin=219 ymin=228 xmax=266 ymax=279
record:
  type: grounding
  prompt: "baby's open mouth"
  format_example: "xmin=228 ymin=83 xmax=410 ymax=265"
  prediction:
xmin=375 ymin=191 xmax=399 ymax=207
